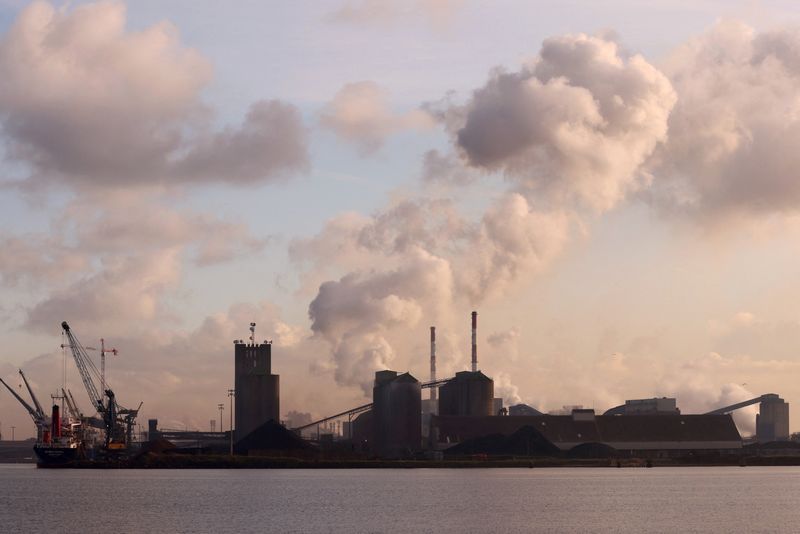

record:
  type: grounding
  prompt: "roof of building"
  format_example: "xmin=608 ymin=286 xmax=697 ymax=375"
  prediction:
xmin=449 ymin=370 xmax=493 ymax=382
xmin=432 ymin=414 xmax=742 ymax=447
xmin=393 ymin=372 xmax=419 ymax=383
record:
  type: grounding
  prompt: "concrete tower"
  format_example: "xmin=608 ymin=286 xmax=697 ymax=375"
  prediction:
xmin=234 ymin=332 xmax=279 ymax=442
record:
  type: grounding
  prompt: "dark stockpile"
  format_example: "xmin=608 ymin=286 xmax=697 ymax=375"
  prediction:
xmin=444 ymin=425 xmax=560 ymax=457
xmin=234 ymin=419 xmax=313 ymax=455
xmin=140 ymin=438 xmax=177 ymax=454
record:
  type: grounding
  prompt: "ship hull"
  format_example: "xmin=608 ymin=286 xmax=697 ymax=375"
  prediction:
xmin=34 ymin=445 xmax=80 ymax=466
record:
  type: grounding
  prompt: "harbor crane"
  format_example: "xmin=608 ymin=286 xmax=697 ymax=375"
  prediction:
xmin=60 ymin=321 xmax=141 ymax=450
xmin=0 ymin=370 xmax=49 ymax=440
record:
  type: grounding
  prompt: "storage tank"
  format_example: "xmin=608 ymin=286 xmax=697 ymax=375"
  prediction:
xmin=438 ymin=371 xmax=494 ymax=417
xmin=757 ymin=394 xmax=790 ymax=442
xmin=372 ymin=370 xmax=422 ymax=458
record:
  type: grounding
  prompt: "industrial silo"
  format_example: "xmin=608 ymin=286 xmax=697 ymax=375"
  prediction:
xmin=438 ymin=371 xmax=494 ymax=417
xmin=372 ymin=370 xmax=422 ymax=458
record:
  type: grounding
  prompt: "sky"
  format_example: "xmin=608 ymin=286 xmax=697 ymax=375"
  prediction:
xmin=2 ymin=0 xmax=800 ymax=438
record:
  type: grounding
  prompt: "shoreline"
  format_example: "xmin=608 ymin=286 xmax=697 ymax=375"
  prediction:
xmin=34 ymin=453 xmax=800 ymax=469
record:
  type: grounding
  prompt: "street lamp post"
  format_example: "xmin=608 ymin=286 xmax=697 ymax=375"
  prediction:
xmin=11 ymin=426 xmax=15 ymax=442
xmin=227 ymin=389 xmax=235 ymax=455
xmin=218 ymin=403 xmax=224 ymax=435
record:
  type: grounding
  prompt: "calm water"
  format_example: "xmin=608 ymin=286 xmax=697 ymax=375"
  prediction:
xmin=2 ymin=464 xmax=800 ymax=533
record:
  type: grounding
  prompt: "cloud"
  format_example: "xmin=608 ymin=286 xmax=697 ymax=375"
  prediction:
xmin=175 ymin=100 xmax=309 ymax=184
xmin=645 ymin=21 xmax=800 ymax=218
xmin=0 ymin=1 xmax=307 ymax=189
xmin=0 ymin=234 xmax=89 ymax=287
xmin=25 ymin=247 xmax=183 ymax=334
xmin=320 ymin=81 xmax=433 ymax=155
xmin=0 ymin=190 xmax=270 ymax=336
xmin=70 ymin=195 xmax=269 ymax=266
xmin=0 ymin=191 xmax=268 ymax=294
xmin=451 ymin=33 xmax=675 ymax=212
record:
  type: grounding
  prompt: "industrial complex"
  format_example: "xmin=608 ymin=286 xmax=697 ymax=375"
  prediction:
xmin=1 ymin=312 xmax=796 ymax=466
xmin=200 ymin=310 xmax=793 ymax=461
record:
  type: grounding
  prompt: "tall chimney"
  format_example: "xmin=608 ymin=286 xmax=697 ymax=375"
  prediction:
xmin=52 ymin=404 xmax=61 ymax=440
xmin=430 ymin=326 xmax=437 ymax=401
xmin=471 ymin=311 xmax=478 ymax=372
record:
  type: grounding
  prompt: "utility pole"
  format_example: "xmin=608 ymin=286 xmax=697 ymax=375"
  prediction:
xmin=227 ymin=389 xmax=235 ymax=455
xmin=218 ymin=403 xmax=224 ymax=435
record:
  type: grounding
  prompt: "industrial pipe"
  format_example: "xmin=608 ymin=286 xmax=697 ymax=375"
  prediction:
xmin=471 ymin=311 xmax=478 ymax=372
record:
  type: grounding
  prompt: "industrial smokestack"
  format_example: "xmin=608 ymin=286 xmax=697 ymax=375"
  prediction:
xmin=51 ymin=404 xmax=61 ymax=440
xmin=430 ymin=326 xmax=437 ymax=401
xmin=471 ymin=311 xmax=478 ymax=372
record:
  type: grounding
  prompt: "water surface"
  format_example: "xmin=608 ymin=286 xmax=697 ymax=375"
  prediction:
xmin=2 ymin=464 xmax=798 ymax=533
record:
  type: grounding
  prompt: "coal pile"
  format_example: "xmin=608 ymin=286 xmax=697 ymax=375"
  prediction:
xmin=444 ymin=425 xmax=559 ymax=457
xmin=140 ymin=438 xmax=177 ymax=454
xmin=234 ymin=419 xmax=312 ymax=455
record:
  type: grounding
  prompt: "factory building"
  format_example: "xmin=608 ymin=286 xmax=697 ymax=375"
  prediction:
xmin=430 ymin=409 xmax=743 ymax=456
xmin=372 ymin=370 xmax=421 ymax=458
xmin=757 ymin=394 xmax=790 ymax=442
xmin=234 ymin=332 xmax=279 ymax=442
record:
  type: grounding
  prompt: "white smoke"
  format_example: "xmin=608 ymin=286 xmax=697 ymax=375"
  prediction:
xmin=453 ymin=33 xmax=675 ymax=212
xmin=651 ymin=21 xmax=800 ymax=218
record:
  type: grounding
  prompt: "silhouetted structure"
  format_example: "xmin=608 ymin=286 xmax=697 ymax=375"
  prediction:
xmin=438 ymin=371 xmax=494 ymax=417
xmin=431 ymin=410 xmax=743 ymax=457
xmin=757 ymin=394 xmax=790 ymax=442
xmin=234 ymin=340 xmax=279 ymax=442
xmin=604 ymin=397 xmax=680 ymax=416
xmin=234 ymin=420 xmax=310 ymax=455
xmin=372 ymin=370 xmax=421 ymax=458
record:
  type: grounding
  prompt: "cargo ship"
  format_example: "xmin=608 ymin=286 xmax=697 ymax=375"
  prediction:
xmin=0 ymin=322 xmax=140 ymax=467
xmin=32 ymin=405 xmax=84 ymax=465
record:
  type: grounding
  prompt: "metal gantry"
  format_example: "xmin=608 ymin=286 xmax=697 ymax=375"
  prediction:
xmin=60 ymin=321 xmax=141 ymax=449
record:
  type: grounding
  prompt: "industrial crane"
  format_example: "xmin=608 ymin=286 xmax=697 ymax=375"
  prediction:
xmin=60 ymin=321 xmax=141 ymax=450
xmin=0 ymin=370 xmax=48 ymax=439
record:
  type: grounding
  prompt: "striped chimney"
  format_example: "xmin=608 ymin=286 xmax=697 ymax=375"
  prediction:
xmin=430 ymin=326 xmax=437 ymax=401
xmin=471 ymin=311 xmax=478 ymax=372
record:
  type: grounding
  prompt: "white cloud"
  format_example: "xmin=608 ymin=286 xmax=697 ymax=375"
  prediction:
xmin=0 ymin=1 xmax=307 ymax=189
xmin=452 ymin=33 xmax=676 ymax=212
xmin=651 ymin=21 xmax=800 ymax=218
